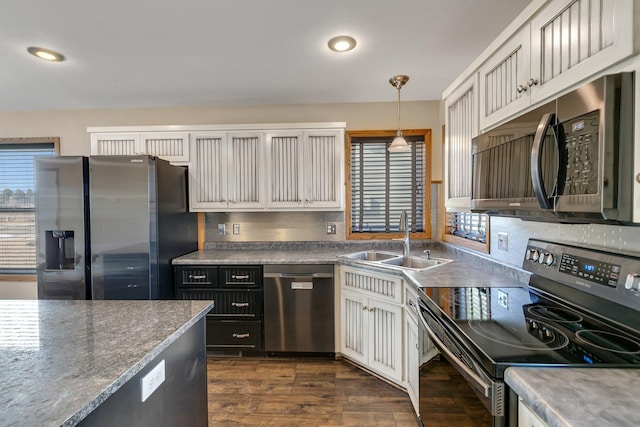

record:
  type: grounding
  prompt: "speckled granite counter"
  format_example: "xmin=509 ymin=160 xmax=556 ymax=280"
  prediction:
xmin=173 ymin=241 xmax=531 ymax=289
xmin=506 ymin=367 xmax=640 ymax=427
xmin=0 ymin=299 xmax=213 ymax=427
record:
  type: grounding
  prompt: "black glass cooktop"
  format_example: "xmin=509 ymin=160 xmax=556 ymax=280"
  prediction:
xmin=419 ymin=285 xmax=640 ymax=377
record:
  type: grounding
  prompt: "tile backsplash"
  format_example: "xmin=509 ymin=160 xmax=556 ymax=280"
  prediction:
xmin=489 ymin=216 xmax=640 ymax=267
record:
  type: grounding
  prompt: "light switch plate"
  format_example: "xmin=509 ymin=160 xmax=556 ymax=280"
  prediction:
xmin=233 ymin=224 xmax=240 ymax=235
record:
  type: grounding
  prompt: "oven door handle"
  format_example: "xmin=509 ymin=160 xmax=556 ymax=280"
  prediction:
xmin=419 ymin=313 xmax=491 ymax=398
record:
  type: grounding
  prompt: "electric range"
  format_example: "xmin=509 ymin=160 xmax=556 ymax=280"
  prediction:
xmin=416 ymin=239 xmax=640 ymax=427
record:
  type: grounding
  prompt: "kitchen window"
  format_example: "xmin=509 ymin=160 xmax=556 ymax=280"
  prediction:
xmin=443 ymin=211 xmax=489 ymax=253
xmin=0 ymin=138 xmax=58 ymax=276
xmin=346 ymin=130 xmax=431 ymax=239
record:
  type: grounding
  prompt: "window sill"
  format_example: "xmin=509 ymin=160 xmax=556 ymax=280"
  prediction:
xmin=442 ymin=234 xmax=489 ymax=254
xmin=0 ymin=274 xmax=36 ymax=282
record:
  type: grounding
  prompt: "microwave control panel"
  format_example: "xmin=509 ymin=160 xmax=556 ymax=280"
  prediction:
xmin=561 ymin=110 xmax=599 ymax=196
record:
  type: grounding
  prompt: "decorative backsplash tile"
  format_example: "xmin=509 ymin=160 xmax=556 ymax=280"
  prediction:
xmin=489 ymin=217 xmax=640 ymax=267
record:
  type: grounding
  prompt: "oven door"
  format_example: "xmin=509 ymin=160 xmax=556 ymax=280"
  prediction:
xmin=417 ymin=298 xmax=509 ymax=427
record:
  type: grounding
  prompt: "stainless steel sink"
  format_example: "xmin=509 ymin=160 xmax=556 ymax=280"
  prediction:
xmin=339 ymin=251 xmax=452 ymax=271
xmin=379 ymin=256 xmax=450 ymax=270
xmin=340 ymin=250 xmax=399 ymax=261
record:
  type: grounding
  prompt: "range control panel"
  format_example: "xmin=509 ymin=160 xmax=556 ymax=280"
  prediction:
xmin=558 ymin=253 xmax=620 ymax=287
xmin=523 ymin=239 xmax=640 ymax=312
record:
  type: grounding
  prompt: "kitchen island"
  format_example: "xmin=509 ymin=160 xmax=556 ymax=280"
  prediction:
xmin=0 ymin=299 xmax=212 ymax=427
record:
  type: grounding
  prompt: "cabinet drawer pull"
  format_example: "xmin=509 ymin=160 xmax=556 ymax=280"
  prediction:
xmin=231 ymin=275 xmax=250 ymax=280
xmin=232 ymin=333 xmax=250 ymax=339
xmin=231 ymin=302 xmax=249 ymax=307
xmin=189 ymin=274 xmax=207 ymax=280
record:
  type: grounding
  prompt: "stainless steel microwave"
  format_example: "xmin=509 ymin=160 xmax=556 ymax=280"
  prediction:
xmin=471 ymin=72 xmax=635 ymax=224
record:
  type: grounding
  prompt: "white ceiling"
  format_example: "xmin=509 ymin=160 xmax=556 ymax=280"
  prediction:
xmin=0 ymin=0 xmax=532 ymax=111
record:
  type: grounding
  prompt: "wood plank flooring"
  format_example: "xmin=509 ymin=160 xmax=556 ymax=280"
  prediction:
xmin=207 ymin=356 xmax=493 ymax=426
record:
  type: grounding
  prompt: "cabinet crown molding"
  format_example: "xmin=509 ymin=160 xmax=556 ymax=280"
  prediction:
xmin=87 ymin=122 xmax=346 ymax=133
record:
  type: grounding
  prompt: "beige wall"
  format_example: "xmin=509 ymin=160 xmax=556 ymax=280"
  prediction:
xmin=0 ymin=100 xmax=443 ymax=180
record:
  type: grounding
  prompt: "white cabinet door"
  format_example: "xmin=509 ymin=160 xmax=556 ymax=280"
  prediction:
xmin=227 ymin=132 xmax=265 ymax=209
xmin=479 ymin=0 xmax=634 ymax=131
xmin=188 ymin=133 xmax=229 ymax=210
xmin=405 ymin=311 xmax=420 ymax=416
xmin=529 ymin=0 xmax=634 ymax=104
xmin=266 ymin=131 xmax=304 ymax=208
xmin=90 ymin=133 xmax=140 ymax=156
xmin=340 ymin=287 xmax=403 ymax=384
xmin=368 ymin=297 xmax=403 ymax=382
xmin=341 ymin=289 xmax=368 ymax=366
xmin=479 ymin=26 xmax=531 ymax=131
xmin=140 ymin=132 xmax=190 ymax=164
xmin=303 ymin=130 xmax=344 ymax=209
xmin=266 ymin=129 xmax=344 ymax=210
xmin=518 ymin=399 xmax=549 ymax=427
xmin=445 ymin=74 xmax=479 ymax=210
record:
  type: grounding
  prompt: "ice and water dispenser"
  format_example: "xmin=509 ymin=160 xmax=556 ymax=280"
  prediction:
xmin=44 ymin=230 xmax=76 ymax=270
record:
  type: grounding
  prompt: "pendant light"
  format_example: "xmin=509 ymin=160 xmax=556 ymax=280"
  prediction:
xmin=388 ymin=75 xmax=411 ymax=152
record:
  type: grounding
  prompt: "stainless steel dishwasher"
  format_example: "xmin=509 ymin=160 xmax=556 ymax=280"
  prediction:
xmin=263 ymin=264 xmax=334 ymax=353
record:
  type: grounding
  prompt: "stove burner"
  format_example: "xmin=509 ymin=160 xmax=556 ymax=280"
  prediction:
xmin=574 ymin=330 xmax=640 ymax=354
xmin=469 ymin=319 xmax=569 ymax=351
xmin=527 ymin=305 xmax=583 ymax=323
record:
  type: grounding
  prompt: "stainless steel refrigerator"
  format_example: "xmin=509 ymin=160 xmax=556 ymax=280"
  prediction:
xmin=35 ymin=155 xmax=198 ymax=300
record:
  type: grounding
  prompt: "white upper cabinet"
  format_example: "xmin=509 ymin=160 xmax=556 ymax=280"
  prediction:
xmin=266 ymin=129 xmax=344 ymax=210
xmin=479 ymin=0 xmax=634 ymax=131
xmin=188 ymin=132 xmax=265 ymax=211
xmin=444 ymin=74 xmax=478 ymax=210
xmin=89 ymin=122 xmax=345 ymax=212
xmin=140 ymin=132 xmax=190 ymax=164
xmin=90 ymin=133 xmax=139 ymax=156
xmin=89 ymin=131 xmax=189 ymax=163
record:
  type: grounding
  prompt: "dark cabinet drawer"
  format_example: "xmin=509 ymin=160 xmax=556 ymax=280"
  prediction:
xmin=219 ymin=266 xmax=262 ymax=288
xmin=175 ymin=266 xmax=218 ymax=287
xmin=206 ymin=320 xmax=262 ymax=350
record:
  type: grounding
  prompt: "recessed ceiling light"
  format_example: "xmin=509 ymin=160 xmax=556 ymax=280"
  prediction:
xmin=27 ymin=46 xmax=65 ymax=62
xmin=327 ymin=35 xmax=357 ymax=52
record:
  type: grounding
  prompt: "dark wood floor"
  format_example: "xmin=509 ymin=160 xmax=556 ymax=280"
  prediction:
xmin=207 ymin=356 xmax=492 ymax=426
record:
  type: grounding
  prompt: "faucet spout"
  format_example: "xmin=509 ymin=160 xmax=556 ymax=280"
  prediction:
xmin=398 ymin=210 xmax=411 ymax=256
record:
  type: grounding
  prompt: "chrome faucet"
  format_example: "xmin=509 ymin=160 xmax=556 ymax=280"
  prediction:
xmin=396 ymin=210 xmax=411 ymax=256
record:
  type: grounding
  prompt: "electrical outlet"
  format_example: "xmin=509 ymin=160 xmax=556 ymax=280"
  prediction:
xmin=141 ymin=360 xmax=165 ymax=402
xmin=233 ymin=224 xmax=240 ymax=235
xmin=497 ymin=290 xmax=509 ymax=309
xmin=326 ymin=223 xmax=336 ymax=234
xmin=217 ymin=223 xmax=226 ymax=235
xmin=497 ymin=232 xmax=509 ymax=251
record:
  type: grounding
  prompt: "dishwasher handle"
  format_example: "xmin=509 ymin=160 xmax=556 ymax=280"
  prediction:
xmin=264 ymin=272 xmax=333 ymax=279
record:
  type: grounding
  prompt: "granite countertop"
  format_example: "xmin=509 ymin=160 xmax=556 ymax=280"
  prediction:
xmin=0 ymin=299 xmax=213 ymax=427
xmin=173 ymin=241 xmax=531 ymax=290
xmin=506 ymin=367 xmax=640 ymax=427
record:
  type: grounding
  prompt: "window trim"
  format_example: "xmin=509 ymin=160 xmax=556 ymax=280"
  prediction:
xmin=0 ymin=136 xmax=60 ymax=280
xmin=442 ymin=213 xmax=490 ymax=253
xmin=345 ymin=129 xmax=432 ymax=241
